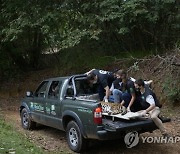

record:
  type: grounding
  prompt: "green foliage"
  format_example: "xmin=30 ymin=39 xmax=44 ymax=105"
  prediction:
xmin=0 ymin=0 xmax=179 ymax=79
xmin=58 ymin=41 xmax=114 ymax=74
xmin=163 ymin=77 xmax=180 ymax=105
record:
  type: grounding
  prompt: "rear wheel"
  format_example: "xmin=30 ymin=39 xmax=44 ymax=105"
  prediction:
xmin=66 ymin=121 xmax=88 ymax=152
xmin=21 ymin=108 xmax=36 ymax=130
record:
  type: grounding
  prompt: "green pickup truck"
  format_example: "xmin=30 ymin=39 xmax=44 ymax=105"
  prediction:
xmin=19 ymin=74 xmax=170 ymax=152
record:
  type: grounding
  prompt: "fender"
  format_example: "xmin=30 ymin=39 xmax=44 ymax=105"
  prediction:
xmin=19 ymin=102 xmax=33 ymax=119
xmin=62 ymin=110 xmax=87 ymax=138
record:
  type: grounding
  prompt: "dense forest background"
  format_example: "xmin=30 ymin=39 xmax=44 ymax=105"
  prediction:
xmin=0 ymin=0 xmax=179 ymax=79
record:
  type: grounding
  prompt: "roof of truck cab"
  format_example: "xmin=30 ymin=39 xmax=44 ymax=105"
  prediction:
xmin=45 ymin=76 xmax=70 ymax=81
xmin=45 ymin=74 xmax=87 ymax=81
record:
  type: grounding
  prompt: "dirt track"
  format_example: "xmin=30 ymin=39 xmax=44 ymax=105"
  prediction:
xmin=1 ymin=106 xmax=180 ymax=154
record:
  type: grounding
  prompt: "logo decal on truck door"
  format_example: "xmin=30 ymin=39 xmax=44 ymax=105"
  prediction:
xmin=51 ymin=105 xmax=56 ymax=115
xmin=30 ymin=102 xmax=44 ymax=112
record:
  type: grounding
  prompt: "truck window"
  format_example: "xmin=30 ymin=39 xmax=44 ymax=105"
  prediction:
xmin=48 ymin=81 xmax=62 ymax=99
xmin=34 ymin=81 xmax=49 ymax=98
xmin=74 ymin=79 xmax=99 ymax=101
xmin=65 ymin=78 xmax=99 ymax=100
xmin=66 ymin=84 xmax=74 ymax=97
xmin=75 ymin=79 xmax=97 ymax=95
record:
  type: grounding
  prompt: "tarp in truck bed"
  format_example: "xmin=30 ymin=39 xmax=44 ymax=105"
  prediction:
xmin=102 ymin=112 xmax=141 ymax=120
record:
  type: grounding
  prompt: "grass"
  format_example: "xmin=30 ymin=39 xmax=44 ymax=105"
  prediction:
xmin=0 ymin=117 xmax=45 ymax=154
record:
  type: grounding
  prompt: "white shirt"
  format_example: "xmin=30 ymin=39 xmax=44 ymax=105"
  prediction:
xmin=146 ymin=95 xmax=155 ymax=105
xmin=110 ymin=83 xmax=114 ymax=92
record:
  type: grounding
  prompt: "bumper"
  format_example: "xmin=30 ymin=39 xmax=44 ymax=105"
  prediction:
xmin=96 ymin=117 xmax=171 ymax=140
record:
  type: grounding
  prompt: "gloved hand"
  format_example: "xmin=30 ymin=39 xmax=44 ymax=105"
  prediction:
xmin=104 ymin=98 xmax=108 ymax=103
xmin=140 ymin=110 xmax=147 ymax=116
xmin=127 ymin=106 xmax=131 ymax=112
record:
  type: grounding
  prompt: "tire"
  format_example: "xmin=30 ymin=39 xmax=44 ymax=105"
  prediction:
xmin=21 ymin=108 xmax=36 ymax=130
xmin=66 ymin=121 xmax=88 ymax=152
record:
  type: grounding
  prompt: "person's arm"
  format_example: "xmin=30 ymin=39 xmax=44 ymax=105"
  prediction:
xmin=141 ymin=104 xmax=155 ymax=116
xmin=140 ymin=95 xmax=156 ymax=115
xmin=127 ymin=92 xmax=136 ymax=111
xmin=130 ymin=77 xmax=136 ymax=82
xmin=85 ymin=68 xmax=95 ymax=75
xmin=144 ymin=80 xmax=153 ymax=86
xmin=146 ymin=104 xmax=155 ymax=113
xmin=104 ymin=86 xmax=111 ymax=102
xmin=110 ymin=83 xmax=114 ymax=93
xmin=120 ymin=100 xmax=125 ymax=106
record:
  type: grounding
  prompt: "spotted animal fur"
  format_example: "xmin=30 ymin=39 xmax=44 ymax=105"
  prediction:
xmin=101 ymin=102 xmax=127 ymax=115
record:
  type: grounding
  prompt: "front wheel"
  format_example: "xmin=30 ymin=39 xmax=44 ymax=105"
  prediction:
xmin=66 ymin=121 xmax=88 ymax=152
xmin=21 ymin=108 xmax=36 ymax=130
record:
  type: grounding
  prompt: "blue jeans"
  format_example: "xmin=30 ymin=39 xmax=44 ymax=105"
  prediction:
xmin=103 ymin=95 xmax=114 ymax=102
xmin=113 ymin=89 xmax=142 ymax=111
xmin=108 ymin=95 xmax=114 ymax=102
xmin=113 ymin=89 xmax=131 ymax=107
xmin=121 ymin=92 xmax=132 ymax=108
xmin=113 ymin=89 xmax=122 ymax=103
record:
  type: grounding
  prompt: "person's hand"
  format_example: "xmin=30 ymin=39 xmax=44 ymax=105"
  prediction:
xmin=140 ymin=110 xmax=147 ymax=116
xmin=104 ymin=98 xmax=108 ymax=103
xmin=127 ymin=106 xmax=131 ymax=112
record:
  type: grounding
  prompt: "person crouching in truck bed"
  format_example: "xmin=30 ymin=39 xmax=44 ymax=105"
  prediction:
xmin=86 ymin=69 xmax=115 ymax=102
xmin=134 ymin=79 xmax=169 ymax=137
xmin=112 ymin=70 xmax=142 ymax=112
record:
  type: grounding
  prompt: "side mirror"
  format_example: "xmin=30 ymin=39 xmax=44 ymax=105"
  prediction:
xmin=26 ymin=91 xmax=33 ymax=97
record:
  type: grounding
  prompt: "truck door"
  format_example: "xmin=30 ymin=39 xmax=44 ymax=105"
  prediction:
xmin=30 ymin=81 xmax=49 ymax=124
xmin=45 ymin=80 xmax=63 ymax=129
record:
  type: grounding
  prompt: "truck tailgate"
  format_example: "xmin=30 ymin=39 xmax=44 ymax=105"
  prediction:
xmin=102 ymin=117 xmax=171 ymax=133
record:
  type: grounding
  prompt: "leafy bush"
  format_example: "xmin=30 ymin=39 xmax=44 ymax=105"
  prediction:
xmin=163 ymin=77 xmax=180 ymax=105
xmin=0 ymin=0 xmax=179 ymax=79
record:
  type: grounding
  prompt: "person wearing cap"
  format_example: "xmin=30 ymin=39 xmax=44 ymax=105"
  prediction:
xmin=134 ymin=79 xmax=168 ymax=137
xmin=86 ymin=69 xmax=115 ymax=102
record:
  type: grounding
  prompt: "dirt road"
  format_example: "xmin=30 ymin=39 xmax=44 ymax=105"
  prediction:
xmin=1 ymin=107 xmax=180 ymax=154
